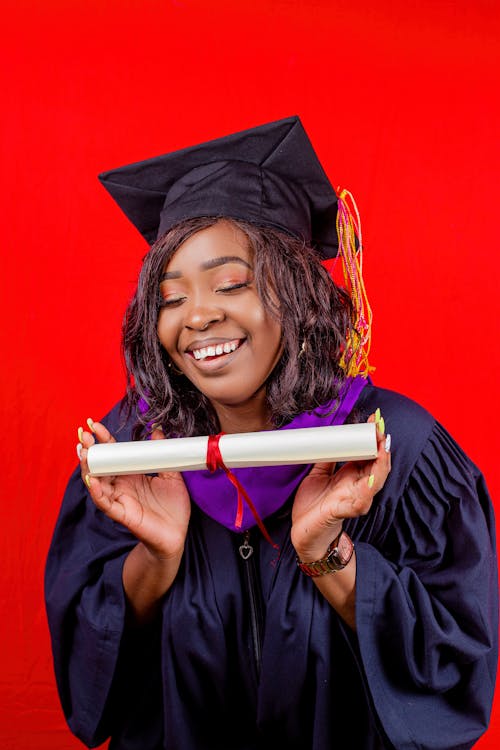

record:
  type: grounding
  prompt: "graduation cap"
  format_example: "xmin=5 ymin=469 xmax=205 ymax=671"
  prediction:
xmin=98 ymin=116 xmax=340 ymax=259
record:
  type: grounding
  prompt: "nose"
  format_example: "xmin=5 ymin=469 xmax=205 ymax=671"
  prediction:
xmin=184 ymin=299 xmax=225 ymax=331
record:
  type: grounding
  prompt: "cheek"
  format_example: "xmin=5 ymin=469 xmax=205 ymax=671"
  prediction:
xmin=157 ymin=313 xmax=176 ymax=354
xmin=255 ymin=312 xmax=283 ymax=359
xmin=240 ymin=294 xmax=279 ymax=331
xmin=256 ymin=304 xmax=282 ymax=342
xmin=267 ymin=317 xmax=282 ymax=346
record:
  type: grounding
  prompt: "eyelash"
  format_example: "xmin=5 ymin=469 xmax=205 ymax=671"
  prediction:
xmin=217 ymin=282 xmax=249 ymax=293
xmin=159 ymin=297 xmax=185 ymax=308
xmin=159 ymin=282 xmax=250 ymax=308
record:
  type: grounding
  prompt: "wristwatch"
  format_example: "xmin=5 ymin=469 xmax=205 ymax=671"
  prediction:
xmin=297 ymin=530 xmax=354 ymax=577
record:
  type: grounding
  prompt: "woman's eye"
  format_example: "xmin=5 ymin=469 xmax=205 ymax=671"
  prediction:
xmin=217 ymin=282 xmax=249 ymax=293
xmin=159 ymin=295 xmax=185 ymax=307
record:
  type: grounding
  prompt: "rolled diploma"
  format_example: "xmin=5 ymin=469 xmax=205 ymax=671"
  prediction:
xmin=87 ymin=423 xmax=377 ymax=477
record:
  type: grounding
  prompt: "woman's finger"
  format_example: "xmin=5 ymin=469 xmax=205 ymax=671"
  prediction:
xmin=87 ymin=418 xmax=116 ymax=444
xmin=77 ymin=418 xmax=116 ymax=451
xmin=77 ymin=418 xmax=118 ymax=488
xmin=151 ymin=427 xmax=165 ymax=441
xmin=77 ymin=424 xmax=95 ymax=450
xmin=77 ymin=423 xmax=95 ymax=479
xmin=362 ymin=409 xmax=391 ymax=494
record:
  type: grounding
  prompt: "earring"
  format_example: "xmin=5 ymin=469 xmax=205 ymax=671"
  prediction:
xmin=167 ymin=360 xmax=183 ymax=376
xmin=298 ymin=340 xmax=307 ymax=359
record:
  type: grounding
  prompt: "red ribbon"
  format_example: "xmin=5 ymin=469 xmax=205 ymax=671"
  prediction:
xmin=206 ymin=433 xmax=278 ymax=549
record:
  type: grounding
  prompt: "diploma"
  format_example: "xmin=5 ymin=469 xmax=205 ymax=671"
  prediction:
xmin=87 ymin=423 xmax=377 ymax=476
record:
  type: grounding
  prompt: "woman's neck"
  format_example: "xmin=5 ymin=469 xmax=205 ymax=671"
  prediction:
xmin=211 ymin=393 xmax=273 ymax=434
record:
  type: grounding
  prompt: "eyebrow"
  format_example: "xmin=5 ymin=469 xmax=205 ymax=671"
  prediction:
xmin=160 ymin=255 xmax=252 ymax=281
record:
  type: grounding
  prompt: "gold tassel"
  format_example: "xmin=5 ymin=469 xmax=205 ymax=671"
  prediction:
xmin=335 ymin=188 xmax=374 ymax=377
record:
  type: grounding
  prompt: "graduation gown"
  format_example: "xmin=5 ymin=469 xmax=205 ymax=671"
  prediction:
xmin=44 ymin=384 xmax=498 ymax=750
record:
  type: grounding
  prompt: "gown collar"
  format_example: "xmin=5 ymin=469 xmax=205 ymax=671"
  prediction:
xmin=182 ymin=375 xmax=368 ymax=532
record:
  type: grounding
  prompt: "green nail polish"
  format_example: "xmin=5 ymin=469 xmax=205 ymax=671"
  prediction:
xmin=375 ymin=407 xmax=381 ymax=423
xmin=378 ymin=417 xmax=385 ymax=435
xmin=367 ymin=474 xmax=375 ymax=488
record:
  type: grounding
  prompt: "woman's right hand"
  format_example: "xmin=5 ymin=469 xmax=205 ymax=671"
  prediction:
xmin=78 ymin=420 xmax=191 ymax=562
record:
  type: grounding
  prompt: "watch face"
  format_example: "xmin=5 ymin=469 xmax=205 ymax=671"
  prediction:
xmin=329 ymin=531 xmax=354 ymax=567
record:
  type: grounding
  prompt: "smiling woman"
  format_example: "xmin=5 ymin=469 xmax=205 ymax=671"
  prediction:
xmin=45 ymin=117 xmax=498 ymax=750
xmin=122 ymin=207 xmax=355 ymax=441
xmin=156 ymin=221 xmax=283 ymax=429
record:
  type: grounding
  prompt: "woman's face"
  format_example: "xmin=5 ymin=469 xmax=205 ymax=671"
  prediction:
xmin=157 ymin=221 xmax=283 ymax=416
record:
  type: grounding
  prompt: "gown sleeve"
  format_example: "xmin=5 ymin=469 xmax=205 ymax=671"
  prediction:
xmin=352 ymin=403 xmax=498 ymax=750
xmin=44 ymin=401 xmax=150 ymax=747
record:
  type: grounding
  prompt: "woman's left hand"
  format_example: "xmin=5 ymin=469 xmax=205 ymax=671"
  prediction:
xmin=291 ymin=412 xmax=391 ymax=562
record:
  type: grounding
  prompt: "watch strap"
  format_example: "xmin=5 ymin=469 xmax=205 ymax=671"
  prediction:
xmin=297 ymin=530 xmax=354 ymax=577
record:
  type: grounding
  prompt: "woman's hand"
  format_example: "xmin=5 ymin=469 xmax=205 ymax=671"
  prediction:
xmin=78 ymin=419 xmax=192 ymax=624
xmin=78 ymin=420 xmax=191 ymax=561
xmin=291 ymin=412 xmax=391 ymax=563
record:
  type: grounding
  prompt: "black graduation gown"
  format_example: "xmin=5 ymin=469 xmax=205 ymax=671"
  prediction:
xmin=44 ymin=385 xmax=498 ymax=750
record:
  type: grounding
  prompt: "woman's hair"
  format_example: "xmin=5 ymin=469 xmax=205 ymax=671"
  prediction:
xmin=123 ymin=216 xmax=356 ymax=437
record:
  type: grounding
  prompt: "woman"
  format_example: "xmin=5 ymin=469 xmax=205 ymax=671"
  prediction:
xmin=45 ymin=117 xmax=498 ymax=750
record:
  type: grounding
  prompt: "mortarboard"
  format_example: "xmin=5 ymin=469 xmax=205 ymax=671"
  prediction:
xmin=98 ymin=116 xmax=340 ymax=259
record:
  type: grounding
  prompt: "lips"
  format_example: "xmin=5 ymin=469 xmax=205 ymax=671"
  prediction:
xmin=187 ymin=338 xmax=244 ymax=362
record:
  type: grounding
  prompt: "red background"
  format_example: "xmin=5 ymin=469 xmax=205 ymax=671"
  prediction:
xmin=0 ymin=1 xmax=498 ymax=747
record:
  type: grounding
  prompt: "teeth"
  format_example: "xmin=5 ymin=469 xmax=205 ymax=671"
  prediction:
xmin=192 ymin=339 xmax=240 ymax=360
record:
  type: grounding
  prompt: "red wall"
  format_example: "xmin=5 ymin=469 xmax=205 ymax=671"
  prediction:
xmin=0 ymin=1 xmax=498 ymax=747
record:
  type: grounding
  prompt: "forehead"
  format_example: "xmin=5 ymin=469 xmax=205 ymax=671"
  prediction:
xmin=164 ymin=221 xmax=252 ymax=273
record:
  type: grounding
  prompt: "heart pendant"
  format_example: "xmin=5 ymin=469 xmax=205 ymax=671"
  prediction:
xmin=239 ymin=543 xmax=253 ymax=560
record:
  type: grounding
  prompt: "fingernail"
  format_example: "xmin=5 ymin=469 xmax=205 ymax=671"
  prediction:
xmin=84 ymin=474 xmax=92 ymax=489
xmin=77 ymin=426 xmax=83 ymax=442
xmin=76 ymin=443 xmax=83 ymax=460
xmin=385 ymin=434 xmax=392 ymax=452
xmin=375 ymin=407 xmax=381 ymax=423
xmin=367 ymin=474 xmax=375 ymax=488
xmin=378 ymin=416 xmax=385 ymax=436
xmin=87 ymin=418 xmax=95 ymax=433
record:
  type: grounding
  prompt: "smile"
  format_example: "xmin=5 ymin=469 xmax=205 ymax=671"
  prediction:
xmin=189 ymin=338 xmax=243 ymax=361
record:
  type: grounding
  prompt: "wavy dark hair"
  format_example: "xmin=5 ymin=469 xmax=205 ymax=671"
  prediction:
xmin=123 ymin=217 xmax=357 ymax=437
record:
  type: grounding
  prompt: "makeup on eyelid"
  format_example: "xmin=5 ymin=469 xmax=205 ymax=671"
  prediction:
xmin=160 ymin=268 xmax=253 ymax=305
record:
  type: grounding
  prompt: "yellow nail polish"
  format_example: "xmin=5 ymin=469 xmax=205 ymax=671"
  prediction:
xmin=87 ymin=417 xmax=95 ymax=433
xmin=378 ymin=417 xmax=385 ymax=436
xmin=375 ymin=407 xmax=381 ymax=423
xmin=77 ymin=426 xmax=83 ymax=443
xmin=84 ymin=474 xmax=92 ymax=489
xmin=367 ymin=474 xmax=375 ymax=488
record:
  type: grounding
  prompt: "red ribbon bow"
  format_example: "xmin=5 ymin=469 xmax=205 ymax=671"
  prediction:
xmin=206 ymin=433 xmax=278 ymax=549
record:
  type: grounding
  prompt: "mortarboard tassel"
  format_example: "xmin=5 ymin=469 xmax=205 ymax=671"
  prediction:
xmin=334 ymin=188 xmax=374 ymax=378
